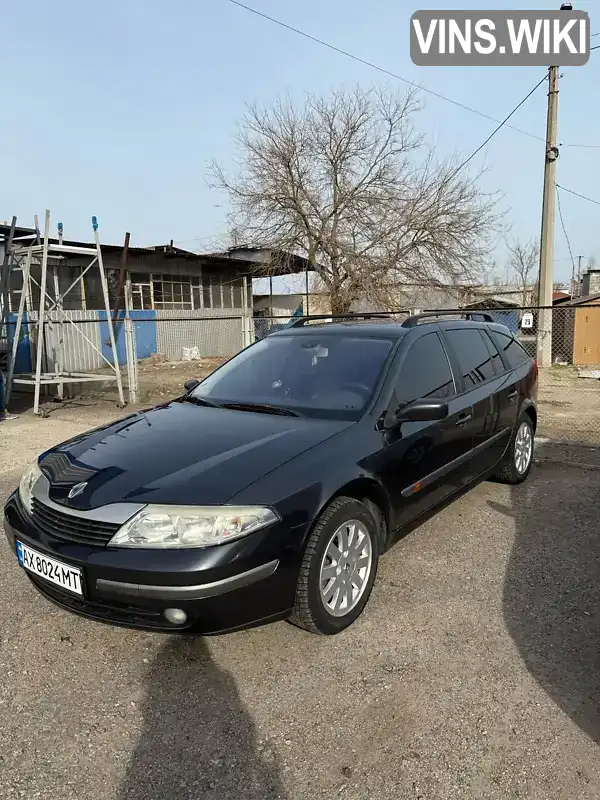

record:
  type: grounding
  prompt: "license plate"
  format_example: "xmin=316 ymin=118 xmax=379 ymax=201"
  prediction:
xmin=16 ymin=541 xmax=83 ymax=597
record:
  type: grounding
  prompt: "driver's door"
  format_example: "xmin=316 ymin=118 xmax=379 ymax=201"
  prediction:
xmin=377 ymin=331 xmax=476 ymax=529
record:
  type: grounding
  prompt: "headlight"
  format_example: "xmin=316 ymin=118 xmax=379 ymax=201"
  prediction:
xmin=108 ymin=505 xmax=279 ymax=549
xmin=19 ymin=460 xmax=43 ymax=514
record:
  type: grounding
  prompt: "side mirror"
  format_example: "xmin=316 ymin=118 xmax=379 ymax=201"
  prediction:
xmin=184 ymin=378 xmax=200 ymax=393
xmin=395 ymin=398 xmax=449 ymax=423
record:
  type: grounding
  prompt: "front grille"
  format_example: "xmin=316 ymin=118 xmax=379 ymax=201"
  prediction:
xmin=31 ymin=498 xmax=120 ymax=547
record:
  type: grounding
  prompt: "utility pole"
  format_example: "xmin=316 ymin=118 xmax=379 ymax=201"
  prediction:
xmin=537 ymin=1 xmax=572 ymax=366
xmin=536 ymin=63 xmax=559 ymax=367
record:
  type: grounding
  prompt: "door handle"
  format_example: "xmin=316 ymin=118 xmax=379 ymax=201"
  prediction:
xmin=507 ymin=390 xmax=518 ymax=402
xmin=455 ymin=413 xmax=472 ymax=426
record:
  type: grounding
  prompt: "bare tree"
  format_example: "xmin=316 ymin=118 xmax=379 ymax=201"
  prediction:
xmin=210 ymin=87 xmax=502 ymax=314
xmin=506 ymin=237 xmax=539 ymax=307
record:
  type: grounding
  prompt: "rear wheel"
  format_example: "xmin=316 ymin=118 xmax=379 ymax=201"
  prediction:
xmin=290 ymin=497 xmax=379 ymax=635
xmin=492 ymin=412 xmax=534 ymax=484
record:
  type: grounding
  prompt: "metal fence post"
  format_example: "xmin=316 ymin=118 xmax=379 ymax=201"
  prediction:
xmin=124 ymin=281 xmax=138 ymax=404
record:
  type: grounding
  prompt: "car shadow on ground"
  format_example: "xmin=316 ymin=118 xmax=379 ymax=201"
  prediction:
xmin=495 ymin=457 xmax=600 ymax=743
xmin=118 ymin=637 xmax=288 ymax=800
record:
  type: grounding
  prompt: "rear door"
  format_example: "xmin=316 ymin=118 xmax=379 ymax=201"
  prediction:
xmin=444 ymin=326 xmax=518 ymax=480
xmin=379 ymin=330 xmax=477 ymax=528
xmin=488 ymin=328 xmax=535 ymax=433
xmin=441 ymin=326 xmax=508 ymax=477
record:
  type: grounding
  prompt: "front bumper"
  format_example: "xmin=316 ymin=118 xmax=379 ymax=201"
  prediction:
xmin=3 ymin=493 xmax=306 ymax=634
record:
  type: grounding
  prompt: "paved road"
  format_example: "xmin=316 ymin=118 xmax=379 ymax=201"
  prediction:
xmin=1 ymin=409 xmax=600 ymax=799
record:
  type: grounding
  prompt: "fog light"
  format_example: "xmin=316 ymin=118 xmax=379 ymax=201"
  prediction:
xmin=164 ymin=607 xmax=188 ymax=625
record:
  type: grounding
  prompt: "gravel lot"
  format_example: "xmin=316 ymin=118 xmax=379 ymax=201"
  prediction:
xmin=1 ymin=407 xmax=600 ymax=799
xmin=537 ymin=367 xmax=600 ymax=445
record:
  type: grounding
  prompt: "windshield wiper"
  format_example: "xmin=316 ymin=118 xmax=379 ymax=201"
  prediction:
xmin=180 ymin=395 xmax=222 ymax=409
xmin=222 ymin=402 xmax=299 ymax=417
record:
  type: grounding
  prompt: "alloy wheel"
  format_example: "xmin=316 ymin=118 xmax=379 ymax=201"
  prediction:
xmin=514 ymin=421 xmax=533 ymax=474
xmin=319 ymin=519 xmax=373 ymax=617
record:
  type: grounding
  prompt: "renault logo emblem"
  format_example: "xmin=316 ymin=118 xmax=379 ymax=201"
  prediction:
xmin=68 ymin=482 xmax=87 ymax=500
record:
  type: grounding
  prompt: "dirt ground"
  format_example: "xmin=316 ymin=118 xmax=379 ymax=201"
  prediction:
xmin=1 ymin=407 xmax=600 ymax=799
xmin=536 ymin=367 xmax=600 ymax=444
xmin=6 ymin=355 xmax=226 ymax=416
xmin=132 ymin=355 xmax=225 ymax=404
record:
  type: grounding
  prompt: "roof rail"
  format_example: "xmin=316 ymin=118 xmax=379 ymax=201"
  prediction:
xmin=402 ymin=310 xmax=495 ymax=328
xmin=286 ymin=312 xmax=392 ymax=328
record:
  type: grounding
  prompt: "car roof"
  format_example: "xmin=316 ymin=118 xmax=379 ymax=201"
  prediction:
xmin=271 ymin=317 xmax=513 ymax=339
xmin=435 ymin=319 xmax=512 ymax=335
xmin=272 ymin=320 xmax=409 ymax=339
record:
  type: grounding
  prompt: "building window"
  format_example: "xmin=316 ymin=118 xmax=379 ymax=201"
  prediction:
xmin=132 ymin=285 xmax=151 ymax=309
xmin=211 ymin=275 xmax=222 ymax=309
xmin=202 ymin=279 xmax=212 ymax=309
xmin=129 ymin=272 xmax=152 ymax=310
xmin=152 ymin=274 xmax=193 ymax=310
xmin=127 ymin=271 xmax=236 ymax=311
xmin=202 ymin=273 xmax=224 ymax=310
xmin=232 ymin=278 xmax=243 ymax=308
xmin=222 ymin=279 xmax=233 ymax=308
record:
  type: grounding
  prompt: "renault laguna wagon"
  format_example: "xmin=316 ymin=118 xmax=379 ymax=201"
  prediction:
xmin=4 ymin=312 xmax=537 ymax=635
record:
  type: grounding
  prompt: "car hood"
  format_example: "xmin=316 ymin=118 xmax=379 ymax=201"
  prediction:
xmin=39 ymin=401 xmax=351 ymax=509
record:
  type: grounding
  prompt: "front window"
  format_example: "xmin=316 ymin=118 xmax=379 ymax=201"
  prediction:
xmin=191 ymin=334 xmax=394 ymax=419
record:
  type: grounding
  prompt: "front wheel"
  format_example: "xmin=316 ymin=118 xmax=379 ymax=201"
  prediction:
xmin=289 ymin=497 xmax=379 ymax=635
xmin=492 ymin=413 xmax=534 ymax=484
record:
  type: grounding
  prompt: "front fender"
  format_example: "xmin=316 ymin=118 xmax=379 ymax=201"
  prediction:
xmin=229 ymin=430 xmax=391 ymax=552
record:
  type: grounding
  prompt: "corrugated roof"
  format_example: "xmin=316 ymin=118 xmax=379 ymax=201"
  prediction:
xmin=557 ymin=293 xmax=600 ymax=306
xmin=0 ymin=224 xmax=308 ymax=276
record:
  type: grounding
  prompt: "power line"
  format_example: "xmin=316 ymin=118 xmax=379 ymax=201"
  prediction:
xmin=226 ymin=0 xmax=600 ymax=150
xmin=555 ymin=186 xmax=576 ymax=278
xmin=231 ymin=0 xmax=547 ymax=180
xmin=450 ymin=75 xmax=547 ymax=177
xmin=226 ymin=0 xmax=545 ymax=143
xmin=563 ymin=41 xmax=600 ymax=148
xmin=557 ymin=184 xmax=600 ymax=206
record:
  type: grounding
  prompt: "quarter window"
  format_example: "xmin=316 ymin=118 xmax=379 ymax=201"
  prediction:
xmin=445 ymin=328 xmax=496 ymax=388
xmin=481 ymin=330 xmax=504 ymax=374
xmin=493 ymin=331 xmax=530 ymax=369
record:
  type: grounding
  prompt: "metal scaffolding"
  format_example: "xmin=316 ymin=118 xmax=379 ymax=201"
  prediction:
xmin=0 ymin=217 xmax=19 ymax=359
xmin=5 ymin=210 xmax=126 ymax=416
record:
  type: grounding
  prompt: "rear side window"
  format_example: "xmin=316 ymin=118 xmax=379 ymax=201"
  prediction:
xmin=481 ymin=330 xmax=504 ymax=374
xmin=395 ymin=333 xmax=455 ymax=404
xmin=445 ymin=328 xmax=496 ymax=388
xmin=493 ymin=331 xmax=530 ymax=369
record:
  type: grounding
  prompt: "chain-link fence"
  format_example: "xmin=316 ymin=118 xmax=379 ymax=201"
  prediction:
xmin=5 ymin=304 xmax=600 ymax=444
xmin=3 ymin=311 xmax=248 ymax=410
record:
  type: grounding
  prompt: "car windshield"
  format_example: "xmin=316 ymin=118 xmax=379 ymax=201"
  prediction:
xmin=190 ymin=333 xmax=394 ymax=419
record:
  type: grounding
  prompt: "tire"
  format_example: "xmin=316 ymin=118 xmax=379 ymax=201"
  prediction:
xmin=289 ymin=497 xmax=380 ymax=635
xmin=492 ymin=412 xmax=535 ymax=484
